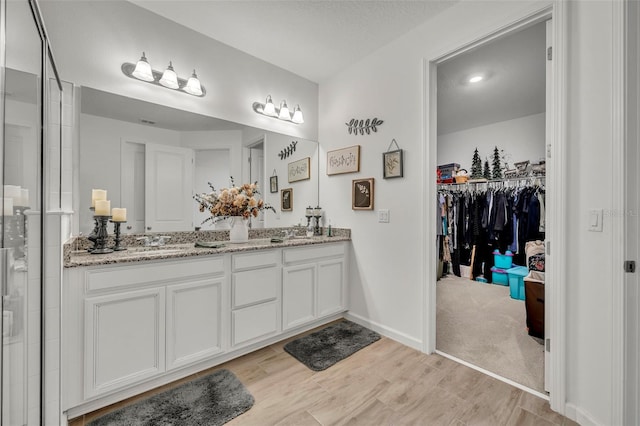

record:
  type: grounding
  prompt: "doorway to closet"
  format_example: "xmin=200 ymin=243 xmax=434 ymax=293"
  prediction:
xmin=434 ymin=19 xmax=550 ymax=396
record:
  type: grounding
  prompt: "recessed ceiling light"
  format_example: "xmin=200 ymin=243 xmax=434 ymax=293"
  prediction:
xmin=469 ymin=75 xmax=484 ymax=83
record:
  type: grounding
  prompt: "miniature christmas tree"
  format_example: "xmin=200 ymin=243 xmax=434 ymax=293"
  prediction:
xmin=483 ymin=159 xmax=491 ymax=180
xmin=492 ymin=146 xmax=503 ymax=179
xmin=471 ymin=148 xmax=483 ymax=179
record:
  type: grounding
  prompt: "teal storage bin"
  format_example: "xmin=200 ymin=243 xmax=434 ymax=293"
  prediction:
xmin=507 ymin=265 xmax=528 ymax=300
xmin=493 ymin=250 xmax=514 ymax=269
xmin=490 ymin=267 xmax=509 ymax=286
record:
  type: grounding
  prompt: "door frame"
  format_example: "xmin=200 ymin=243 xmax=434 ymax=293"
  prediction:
xmin=423 ymin=2 xmax=567 ymax=414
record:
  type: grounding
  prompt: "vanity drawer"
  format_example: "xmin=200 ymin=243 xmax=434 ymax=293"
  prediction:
xmin=232 ymin=250 xmax=279 ymax=271
xmin=86 ymin=257 xmax=225 ymax=293
xmin=232 ymin=301 xmax=279 ymax=346
xmin=232 ymin=267 xmax=279 ymax=308
xmin=283 ymin=243 xmax=345 ymax=265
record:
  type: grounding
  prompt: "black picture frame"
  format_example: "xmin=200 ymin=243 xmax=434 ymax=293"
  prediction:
xmin=270 ymin=175 xmax=278 ymax=193
xmin=383 ymin=149 xmax=404 ymax=179
xmin=352 ymin=178 xmax=374 ymax=210
xmin=281 ymin=188 xmax=293 ymax=211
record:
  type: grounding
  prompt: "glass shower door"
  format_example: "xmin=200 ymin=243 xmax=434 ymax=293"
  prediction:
xmin=2 ymin=0 xmax=46 ymax=424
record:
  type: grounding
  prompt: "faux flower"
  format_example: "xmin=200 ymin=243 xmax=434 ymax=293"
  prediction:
xmin=194 ymin=177 xmax=275 ymax=225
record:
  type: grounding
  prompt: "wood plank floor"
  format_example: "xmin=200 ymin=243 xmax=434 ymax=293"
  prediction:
xmin=70 ymin=323 xmax=578 ymax=426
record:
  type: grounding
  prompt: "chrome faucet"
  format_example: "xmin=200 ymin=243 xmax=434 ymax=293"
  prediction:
xmin=136 ymin=235 xmax=171 ymax=247
xmin=282 ymin=229 xmax=297 ymax=240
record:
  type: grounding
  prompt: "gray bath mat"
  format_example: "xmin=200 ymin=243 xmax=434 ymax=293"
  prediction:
xmin=87 ymin=369 xmax=253 ymax=426
xmin=284 ymin=320 xmax=381 ymax=371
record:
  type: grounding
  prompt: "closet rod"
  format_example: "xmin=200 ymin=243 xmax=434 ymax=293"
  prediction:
xmin=437 ymin=175 xmax=545 ymax=190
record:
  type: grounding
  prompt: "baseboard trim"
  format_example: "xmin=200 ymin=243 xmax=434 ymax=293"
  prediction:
xmin=344 ymin=312 xmax=422 ymax=351
xmin=565 ymin=403 xmax=601 ymax=426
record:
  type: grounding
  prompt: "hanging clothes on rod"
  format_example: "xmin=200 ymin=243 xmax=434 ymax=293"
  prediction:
xmin=436 ymin=177 xmax=545 ymax=281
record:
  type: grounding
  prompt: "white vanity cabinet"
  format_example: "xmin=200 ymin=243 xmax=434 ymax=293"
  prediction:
xmin=282 ymin=243 xmax=347 ymax=330
xmin=230 ymin=250 xmax=281 ymax=348
xmin=63 ymin=256 xmax=226 ymax=406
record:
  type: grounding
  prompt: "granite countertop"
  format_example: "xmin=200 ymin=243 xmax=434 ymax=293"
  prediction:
xmin=64 ymin=227 xmax=350 ymax=268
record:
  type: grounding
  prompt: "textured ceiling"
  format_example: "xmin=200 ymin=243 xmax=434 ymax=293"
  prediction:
xmin=129 ymin=0 xmax=456 ymax=83
xmin=437 ymin=21 xmax=547 ymax=135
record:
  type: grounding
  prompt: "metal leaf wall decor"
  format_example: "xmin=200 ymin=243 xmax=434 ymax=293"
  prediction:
xmin=278 ymin=140 xmax=298 ymax=160
xmin=345 ymin=118 xmax=384 ymax=136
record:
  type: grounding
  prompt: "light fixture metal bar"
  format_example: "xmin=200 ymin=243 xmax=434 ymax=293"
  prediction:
xmin=252 ymin=100 xmax=302 ymax=124
xmin=121 ymin=62 xmax=206 ymax=97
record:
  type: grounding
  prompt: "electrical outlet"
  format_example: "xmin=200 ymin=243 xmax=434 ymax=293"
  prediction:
xmin=378 ymin=209 xmax=390 ymax=223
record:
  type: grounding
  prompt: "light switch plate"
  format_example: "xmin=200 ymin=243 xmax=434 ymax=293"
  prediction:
xmin=588 ymin=208 xmax=603 ymax=232
xmin=378 ymin=209 xmax=390 ymax=223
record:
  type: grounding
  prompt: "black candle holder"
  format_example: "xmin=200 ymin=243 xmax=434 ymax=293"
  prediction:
xmin=313 ymin=205 xmax=323 ymax=236
xmin=91 ymin=215 xmax=113 ymax=254
xmin=111 ymin=220 xmax=127 ymax=251
xmin=87 ymin=207 xmax=99 ymax=252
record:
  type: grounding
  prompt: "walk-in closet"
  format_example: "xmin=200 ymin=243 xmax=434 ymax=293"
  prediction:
xmin=434 ymin=20 xmax=549 ymax=394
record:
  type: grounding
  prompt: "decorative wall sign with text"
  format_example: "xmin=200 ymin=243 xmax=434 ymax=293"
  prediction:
xmin=278 ymin=141 xmax=298 ymax=160
xmin=327 ymin=145 xmax=360 ymax=175
xmin=345 ymin=118 xmax=384 ymax=135
xmin=288 ymin=157 xmax=311 ymax=183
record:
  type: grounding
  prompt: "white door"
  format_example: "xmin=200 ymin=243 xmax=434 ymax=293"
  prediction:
xmin=145 ymin=143 xmax=194 ymax=232
xmin=544 ymin=18 xmax=552 ymax=393
xmin=121 ymin=140 xmax=146 ymax=234
xmin=248 ymin=143 xmax=265 ymax=228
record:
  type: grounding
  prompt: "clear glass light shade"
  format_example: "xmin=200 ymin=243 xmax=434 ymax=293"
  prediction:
xmin=263 ymin=95 xmax=277 ymax=117
xmin=132 ymin=52 xmax=154 ymax=82
xmin=159 ymin=62 xmax=179 ymax=89
xmin=291 ymin=105 xmax=304 ymax=124
xmin=184 ymin=70 xmax=203 ymax=96
xmin=278 ymin=100 xmax=290 ymax=120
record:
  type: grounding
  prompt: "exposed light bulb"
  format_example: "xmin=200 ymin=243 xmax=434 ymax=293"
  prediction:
xmin=291 ymin=105 xmax=304 ymax=124
xmin=263 ymin=95 xmax=277 ymax=117
xmin=184 ymin=69 xmax=203 ymax=96
xmin=468 ymin=75 xmax=484 ymax=83
xmin=278 ymin=100 xmax=290 ymax=121
xmin=131 ymin=52 xmax=154 ymax=82
xmin=159 ymin=61 xmax=179 ymax=89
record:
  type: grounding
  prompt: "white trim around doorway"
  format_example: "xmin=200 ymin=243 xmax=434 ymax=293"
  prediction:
xmin=422 ymin=1 xmax=568 ymax=417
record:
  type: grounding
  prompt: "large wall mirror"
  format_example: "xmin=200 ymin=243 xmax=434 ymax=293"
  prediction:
xmin=78 ymin=87 xmax=318 ymax=234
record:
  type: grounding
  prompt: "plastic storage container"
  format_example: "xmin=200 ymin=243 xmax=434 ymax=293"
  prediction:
xmin=493 ymin=250 xmax=514 ymax=269
xmin=506 ymin=266 xmax=528 ymax=300
xmin=490 ymin=267 xmax=509 ymax=286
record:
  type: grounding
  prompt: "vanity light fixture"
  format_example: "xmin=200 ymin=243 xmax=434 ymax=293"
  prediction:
xmin=253 ymin=95 xmax=304 ymax=124
xmin=121 ymin=52 xmax=206 ymax=97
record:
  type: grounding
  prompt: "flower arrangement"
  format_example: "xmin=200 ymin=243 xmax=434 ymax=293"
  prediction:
xmin=194 ymin=178 xmax=274 ymax=224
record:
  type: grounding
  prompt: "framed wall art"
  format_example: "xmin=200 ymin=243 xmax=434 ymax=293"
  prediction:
xmin=281 ymin=188 xmax=293 ymax=211
xmin=327 ymin=145 xmax=360 ymax=175
xmin=383 ymin=139 xmax=404 ymax=179
xmin=352 ymin=178 xmax=374 ymax=210
xmin=288 ymin=157 xmax=311 ymax=183
xmin=270 ymin=175 xmax=278 ymax=193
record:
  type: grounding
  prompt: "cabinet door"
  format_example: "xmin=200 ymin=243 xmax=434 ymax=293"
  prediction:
xmin=317 ymin=259 xmax=345 ymax=317
xmin=84 ymin=287 xmax=165 ymax=398
xmin=282 ymin=264 xmax=316 ymax=330
xmin=166 ymin=278 xmax=224 ymax=371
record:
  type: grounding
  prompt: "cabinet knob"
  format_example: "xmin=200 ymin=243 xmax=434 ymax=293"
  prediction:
xmin=126 ymin=225 xmax=132 ymax=230
xmin=147 ymin=226 xmax=152 ymax=230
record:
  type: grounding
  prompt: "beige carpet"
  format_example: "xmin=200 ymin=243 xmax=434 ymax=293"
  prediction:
xmin=436 ymin=274 xmax=545 ymax=393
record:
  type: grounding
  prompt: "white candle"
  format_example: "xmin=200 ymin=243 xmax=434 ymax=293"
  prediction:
xmin=94 ymin=199 xmax=110 ymax=216
xmin=306 ymin=207 xmax=313 ymax=216
xmin=3 ymin=197 xmax=14 ymax=216
xmin=18 ymin=188 xmax=29 ymax=207
xmin=91 ymin=189 xmax=107 ymax=208
xmin=111 ymin=208 xmax=127 ymax=222
xmin=4 ymin=185 xmax=20 ymax=202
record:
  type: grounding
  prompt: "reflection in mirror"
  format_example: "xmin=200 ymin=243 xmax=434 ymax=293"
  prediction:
xmin=78 ymin=88 xmax=318 ymax=234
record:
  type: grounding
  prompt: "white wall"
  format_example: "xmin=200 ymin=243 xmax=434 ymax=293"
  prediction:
xmin=39 ymin=1 xmax=318 ymax=142
xmin=319 ymin=1 xmax=620 ymax=424
xmin=437 ymin=113 xmax=545 ymax=173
